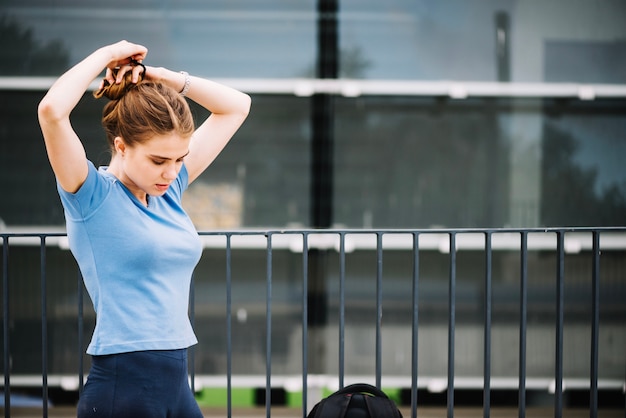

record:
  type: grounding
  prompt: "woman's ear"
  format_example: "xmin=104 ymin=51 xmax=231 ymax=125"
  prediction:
xmin=114 ymin=136 xmax=126 ymax=156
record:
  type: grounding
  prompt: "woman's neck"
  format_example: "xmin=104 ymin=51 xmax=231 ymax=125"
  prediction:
xmin=107 ymin=157 xmax=149 ymax=206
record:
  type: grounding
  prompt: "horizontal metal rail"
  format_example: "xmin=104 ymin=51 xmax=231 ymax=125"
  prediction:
xmin=2 ymin=77 xmax=626 ymax=100
xmin=1 ymin=227 xmax=625 ymax=418
xmin=4 ymin=227 xmax=626 ymax=252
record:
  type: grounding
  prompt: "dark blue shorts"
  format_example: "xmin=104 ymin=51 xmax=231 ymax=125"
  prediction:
xmin=77 ymin=349 xmax=203 ymax=418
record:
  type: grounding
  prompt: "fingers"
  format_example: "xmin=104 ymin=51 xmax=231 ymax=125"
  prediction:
xmin=103 ymin=68 xmax=115 ymax=87
xmin=105 ymin=40 xmax=148 ymax=70
xmin=130 ymin=59 xmax=146 ymax=79
xmin=104 ymin=61 xmax=146 ymax=85
xmin=113 ymin=40 xmax=148 ymax=61
xmin=101 ymin=41 xmax=150 ymax=87
xmin=131 ymin=62 xmax=145 ymax=82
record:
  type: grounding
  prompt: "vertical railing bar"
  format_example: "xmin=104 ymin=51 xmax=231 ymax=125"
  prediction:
xmin=483 ymin=232 xmax=493 ymax=418
xmin=2 ymin=235 xmax=11 ymax=418
xmin=189 ymin=272 xmax=196 ymax=394
xmin=519 ymin=232 xmax=528 ymax=418
xmin=410 ymin=232 xmax=420 ymax=418
xmin=338 ymin=232 xmax=346 ymax=389
xmin=77 ymin=269 xmax=84 ymax=394
xmin=589 ymin=231 xmax=600 ymax=418
xmin=447 ymin=232 xmax=457 ymax=418
xmin=39 ymin=236 xmax=49 ymax=417
xmin=265 ymin=233 xmax=273 ymax=418
xmin=302 ymin=233 xmax=309 ymax=418
xmin=375 ymin=232 xmax=383 ymax=389
xmin=555 ymin=231 xmax=565 ymax=418
xmin=226 ymin=234 xmax=233 ymax=418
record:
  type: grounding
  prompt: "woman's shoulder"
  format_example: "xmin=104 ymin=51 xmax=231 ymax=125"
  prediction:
xmin=57 ymin=160 xmax=115 ymax=216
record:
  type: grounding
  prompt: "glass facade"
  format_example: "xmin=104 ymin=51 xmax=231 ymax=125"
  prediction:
xmin=0 ymin=0 xmax=317 ymax=78
xmin=340 ymin=1 xmax=626 ymax=83
xmin=3 ymin=1 xmax=626 ymax=81
xmin=1 ymin=0 xmax=625 ymax=228
xmin=334 ymin=96 xmax=626 ymax=228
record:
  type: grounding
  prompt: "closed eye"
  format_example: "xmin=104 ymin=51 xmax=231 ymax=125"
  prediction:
xmin=149 ymin=151 xmax=189 ymax=165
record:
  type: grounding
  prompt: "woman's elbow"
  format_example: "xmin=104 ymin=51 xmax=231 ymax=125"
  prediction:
xmin=239 ymin=93 xmax=252 ymax=117
xmin=37 ymin=97 xmax=60 ymax=125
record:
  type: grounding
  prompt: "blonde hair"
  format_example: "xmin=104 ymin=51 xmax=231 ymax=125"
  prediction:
xmin=93 ymin=70 xmax=194 ymax=151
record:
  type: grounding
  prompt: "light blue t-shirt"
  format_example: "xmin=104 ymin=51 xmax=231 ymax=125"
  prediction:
xmin=58 ymin=161 xmax=202 ymax=355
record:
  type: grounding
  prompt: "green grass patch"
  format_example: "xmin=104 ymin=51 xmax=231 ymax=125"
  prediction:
xmin=195 ymin=387 xmax=255 ymax=407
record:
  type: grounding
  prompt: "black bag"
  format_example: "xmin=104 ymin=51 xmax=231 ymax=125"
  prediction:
xmin=307 ymin=383 xmax=403 ymax=418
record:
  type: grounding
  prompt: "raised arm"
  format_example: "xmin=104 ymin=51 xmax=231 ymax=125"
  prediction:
xmin=38 ymin=41 xmax=148 ymax=193
xmin=184 ymin=75 xmax=251 ymax=184
xmin=143 ymin=68 xmax=251 ymax=184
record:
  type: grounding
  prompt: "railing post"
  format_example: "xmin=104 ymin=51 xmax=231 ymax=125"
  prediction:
xmin=589 ymin=231 xmax=600 ymax=418
xmin=447 ymin=232 xmax=457 ymax=418
xmin=189 ymin=273 xmax=196 ymax=393
xmin=410 ymin=232 xmax=420 ymax=418
xmin=375 ymin=232 xmax=383 ymax=389
xmin=2 ymin=235 xmax=10 ymax=418
xmin=338 ymin=232 xmax=346 ymax=389
xmin=519 ymin=231 xmax=528 ymax=418
xmin=265 ymin=233 xmax=273 ymax=417
xmin=301 ymin=233 xmax=309 ymax=418
xmin=225 ymin=234 xmax=233 ymax=418
xmin=483 ymin=232 xmax=493 ymax=418
xmin=40 ymin=236 xmax=49 ymax=417
xmin=555 ymin=231 xmax=565 ymax=418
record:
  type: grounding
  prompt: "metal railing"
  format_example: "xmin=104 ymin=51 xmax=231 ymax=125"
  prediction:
xmin=2 ymin=227 xmax=626 ymax=418
xmin=3 ymin=77 xmax=626 ymax=100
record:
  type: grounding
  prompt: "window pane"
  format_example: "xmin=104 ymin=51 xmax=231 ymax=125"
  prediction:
xmin=187 ymin=95 xmax=311 ymax=228
xmin=340 ymin=0 xmax=626 ymax=83
xmin=0 ymin=90 xmax=74 ymax=225
xmin=0 ymin=0 xmax=316 ymax=78
xmin=333 ymin=96 xmax=626 ymax=228
xmin=3 ymin=0 xmax=626 ymax=82
xmin=0 ymin=92 xmax=311 ymax=228
xmin=541 ymin=99 xmax=626 ymax=226
xmin=334 ymin=97 xmax=510 ymax=228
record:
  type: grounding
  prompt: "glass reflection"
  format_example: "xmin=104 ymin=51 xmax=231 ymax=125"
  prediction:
xmin=0 ymin=0 xmax=316 ymax=78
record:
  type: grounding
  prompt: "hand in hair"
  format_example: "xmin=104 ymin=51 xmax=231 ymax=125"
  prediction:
xmin=97 ymin=40 xmax=148 ymax=90
xmin=39 ymin=39 xmax=250 ymax=195
xmin=93 ymin=66 xmax=146 ymax=100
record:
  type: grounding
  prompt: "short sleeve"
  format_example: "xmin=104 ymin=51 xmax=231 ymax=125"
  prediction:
xmin=57 ymin=160 xmax=111 ymax=221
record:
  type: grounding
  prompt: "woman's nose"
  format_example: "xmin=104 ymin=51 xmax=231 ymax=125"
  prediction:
xmin=163 ymin=164 xmax=177 ymax=180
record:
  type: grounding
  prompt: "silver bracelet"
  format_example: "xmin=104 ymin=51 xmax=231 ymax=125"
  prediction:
xmin=179 ymin=71 xmax=191 ymax=96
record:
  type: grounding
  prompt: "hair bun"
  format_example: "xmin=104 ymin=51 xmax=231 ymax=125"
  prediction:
xmin=93 ymin=69 xmax=144 ymax=100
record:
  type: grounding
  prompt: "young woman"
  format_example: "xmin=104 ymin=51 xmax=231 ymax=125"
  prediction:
xmin=38 ymin=40 xmax=251 ymax=417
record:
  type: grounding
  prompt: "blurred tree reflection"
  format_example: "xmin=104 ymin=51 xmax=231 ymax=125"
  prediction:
xmin=0 ymin=13 xmax=69 ymax=75
xmin=541 ymin=123 xmax=626 ymax=226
